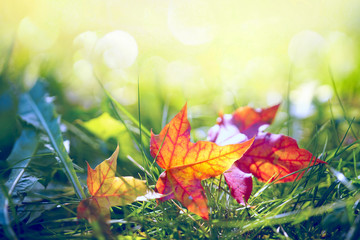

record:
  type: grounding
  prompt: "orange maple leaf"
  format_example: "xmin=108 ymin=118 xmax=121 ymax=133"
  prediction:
xmin=150 ymin=104 xmax=254 ymax=220
xmin=77 ymin=146 xmax=147 ymax=222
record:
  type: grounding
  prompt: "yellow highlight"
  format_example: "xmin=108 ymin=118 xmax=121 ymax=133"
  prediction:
xmin=1 ymin=0 xmax=358 ymax=107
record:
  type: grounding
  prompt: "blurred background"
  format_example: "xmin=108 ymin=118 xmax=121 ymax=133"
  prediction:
xmin=1 ymin=0 xmax=360 ymax=168
xmin=2 ymin=2 xmax=360 ymax=238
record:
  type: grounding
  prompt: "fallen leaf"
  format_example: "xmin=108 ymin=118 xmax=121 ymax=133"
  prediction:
xmin=208 ymin=104 xmax=279 ymax=145
xmin=223 ymin=165 xmax=253 ymax=206
xmin=150 ymin=104 xmax=254 ymax=220
xmin=77 ymin=146 xmax=148 ymax=222
xmin=208 ymin=104 xmax=326 ymax=205
xmin=232 ymin=104 xmax=280 ymax=138
xmin=234 ymin=132 xmax=327 ymax=183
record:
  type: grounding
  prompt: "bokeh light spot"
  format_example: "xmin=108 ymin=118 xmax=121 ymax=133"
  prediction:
xmin=94 ymin=31 xmax=138 ymax=69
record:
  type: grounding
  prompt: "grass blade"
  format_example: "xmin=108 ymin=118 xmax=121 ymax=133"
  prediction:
xmin=328 ymin=68 xmax=358 ymax=140
xmin=101 ymin=86 xmax=151 ymax=138
xmin=18 ymin=81 xmax=86 ymax=200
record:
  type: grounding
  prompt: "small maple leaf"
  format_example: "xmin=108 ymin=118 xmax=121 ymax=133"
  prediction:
xmin=208 ymin=104 xmax=326 ymax=205
xmin=150 ymin=103 xmax=254 ymax=220
xmin=77 ymin=146 xmax=148 ymax=222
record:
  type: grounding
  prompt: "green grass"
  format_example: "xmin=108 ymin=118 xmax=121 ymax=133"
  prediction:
xmin=1 ymin=71 xmax=360 ymax=240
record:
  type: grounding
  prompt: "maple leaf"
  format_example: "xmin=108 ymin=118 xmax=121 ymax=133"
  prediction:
xmin=231 ymin=104 xmax=280 ymax=138
xmin=77 ymin=146 xmax=148 ymax=222
xmin=235 ymin=132 xmax=327 ymax=182
xmin=208 ymin=104 xmax=326 ymax=205
xmin=208 ymin=104 xmax=280 ymax=145
xmin=150 ymin=103 xmax=254 ymax=220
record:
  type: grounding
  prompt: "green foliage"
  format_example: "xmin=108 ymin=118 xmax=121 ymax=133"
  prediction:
xmin=0 ymin=77 xmax=360 ymax=239
xmin=0 ymin=129 xmax=39 ymax=239
xmin=18 ymin=81 xmax=86 ymax=200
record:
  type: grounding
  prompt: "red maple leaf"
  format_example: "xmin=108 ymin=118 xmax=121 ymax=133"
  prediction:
xmin=208 ymin=104 xmax=326 ymax=205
